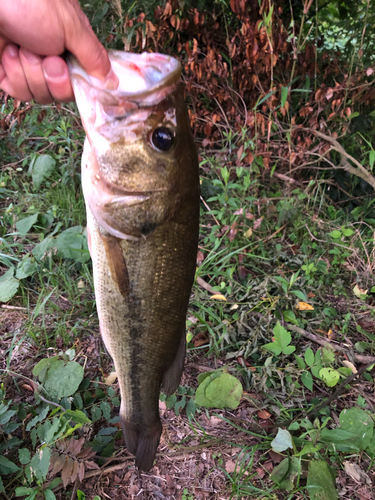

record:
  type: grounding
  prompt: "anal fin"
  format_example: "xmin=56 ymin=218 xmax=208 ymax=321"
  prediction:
xmin=161 ymin=332 xmax=186 ymax=396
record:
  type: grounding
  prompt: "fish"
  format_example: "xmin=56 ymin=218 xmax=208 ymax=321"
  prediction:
xmin=68 ymin=51 xmax=200 ymax=472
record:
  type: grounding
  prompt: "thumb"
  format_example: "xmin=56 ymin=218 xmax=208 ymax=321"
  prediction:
xmin=65 ymin=12 xmax=118 ymax=87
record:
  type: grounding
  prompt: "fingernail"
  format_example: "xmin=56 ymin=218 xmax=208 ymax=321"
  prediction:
xmin=43 ymin=57 xmax=66 ymax=79
xmin=22 ymin=50 xmax=41 ymax=65
xmin=6 ymin=45 xmax=18 ymax=59
xmin=104 ymin=68 xmax=119 ymax=90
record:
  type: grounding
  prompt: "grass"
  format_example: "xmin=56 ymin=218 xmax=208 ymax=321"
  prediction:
xmin=1 ymin=99 xmax=375 ymax=498
xmin=1 ymin=1 xmax=375 ymax=497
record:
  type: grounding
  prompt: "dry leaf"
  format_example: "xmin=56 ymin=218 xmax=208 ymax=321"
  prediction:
xmin=62 ymin=457 xmax=74 ymax=488
xmin=78 ymin=462 xmax=85 ymax=482
xmin=257 ymin=410 xmax=271 ymax=419
xmin=51 ymin=453 xmax=66 ymax=476
xmin=342 ymin=360 xmax=357 ymax=374
xmin=244 ymin=228 xmax=252 ymax=238
xmin=296 ymin=302 xmax=314 ymax=310
xmin=196 ymin=250 xmax=204 ymax=264
xmin=353 ymin=284 xmax=367 ymax=298
xmin=225 ymin=460 xmax=236 ymax=473
xmin=253 ymin=217 xmax=263 ymax=230
xmin=211 ymin=294 xmax=227 ymax=301
xmin=105 ymin=371 xmax=118 ymax=385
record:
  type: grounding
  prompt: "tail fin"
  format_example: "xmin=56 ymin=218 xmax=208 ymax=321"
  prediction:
xmin=121 ymin=419 xmax=162 ymax=472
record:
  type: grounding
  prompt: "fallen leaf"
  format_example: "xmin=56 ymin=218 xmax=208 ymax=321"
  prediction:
xmin=244 ymin=228 xmax=252 ymax=238
xmin=105 ymin=371 xmax=117 ymax=385
xmin=296 ymin=302 xmax=314 ymax=311
xmin=353 ymin=284 xmax=367 ymax=298
xmin=197 ymin=250 xmax=204 ymax=264
xmin=307 ymin=291 xmax=315 ymax=298
xmin=225 ymin=460 xmax=236 ymax=473
xmin=342 ymin=360 xmax=357 ymax=374
xmin=253 ymin=217 xmax=263 ymax=230
xmin=211 ymin=294 xmax=227 ymax=301
xmin=257 ymin=410 xmax=271 ymax=419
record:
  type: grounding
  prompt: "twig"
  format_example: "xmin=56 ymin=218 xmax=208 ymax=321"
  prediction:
xmin=302 ymin=128 xmax=375 ymax=190
xmin=200 ymin=196 xmax=220 ymax=225
xmin=305 ymin=224 xmax=358 ymax=254
xmin=1 ymin=305 xmax=27 ymax=310
xmin=287 ymin=324 xmax=375 ymax=364
xmin=196 ymin=276 xmax=216 ymax=294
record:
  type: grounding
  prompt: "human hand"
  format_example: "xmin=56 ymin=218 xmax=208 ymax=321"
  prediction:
xmin=0 ymin=0 xmax=118 ymax=103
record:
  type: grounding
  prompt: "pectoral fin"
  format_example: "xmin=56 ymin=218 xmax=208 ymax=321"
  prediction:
xmin=100 ymin=233 xmax=130 ymax=297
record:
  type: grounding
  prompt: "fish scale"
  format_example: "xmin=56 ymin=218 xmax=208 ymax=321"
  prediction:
xmin=69 ymin=51 xmax=199 ymax=471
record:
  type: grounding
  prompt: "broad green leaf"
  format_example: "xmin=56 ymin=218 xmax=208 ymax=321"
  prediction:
xmin=370 ymin=150 xmax=375 ymax=169
xmin=0 ymin=268 xmax=19 ymax=302
xmin=33 ymin=356 xmax=60 ymax=382
xmin=32 ymin=155 xmax=56 ymax=189
xmin=197 ymin=370 xmax=221 ymax=385
xmin=306 ymin=460 xmax=338 ymax=500
xmin=271 ymin=457 xmax=300 ymax=491
xmin=283 ymin=345 xmax=296 ymax=355
xmin=195 ymin=371 xmax=222 ymax=406
xmin=319 ymin=368 xmax=340 ymax=387
xmin=16 ymin=256 xmax=38 ymax=279
xmin=290 ymin=290 xmax=308 ymax=301
xmin=29 ymin=447 xmax=51 ymax=481
xmin=205 ymin=373 xmax=243 ymax=409
xmin=329 ymin=230 xmax=341 ymax=239
xmin=15 ymin=487 xmax=35 ymax=497
xmin=174 ymin=396 xmax=186 ymax=416
xmin=195 ymin=372 xmax=242 ymax=409
xmin=91 ymin=406 xmax=102 ymax=422
xmin=100 ymin=401 xmax=111 ymax=420
xmin=264 ymin=322 xmax=294 ymax=356
xmin=281 ymin=86 xmax=288 ymax=108
xmin=186 ymin=398 xmax=196 ymax=421
xmin=54 ymin=226 xmax=90 ymax=263
xmin=301 ymin=371 xmax=313 ymax=391
xmin=341 ymin=228 xmax=354 ymax=237
xmin=295 ymin=355 xmax=306 ymax=370
xmin=42 ymin=360 xmax=84 ymax=399
xmin=44 ymin=489 xmax=56 ymax=500
xmin=304 ymin=348 xmax=315 ymax=367
xmin=0 ymin=456 xmax=20 ymax=474
xmin=322 ymin=346 xmax=335 ymax=364
xmin=165 ymin=394 xmax=177 ymax=409
xmin=0 ymin=476 xmax=4 ymax=493
xmin=32 ymin=235 xmax=54 ymax=260
xmin=263 ymin=341 xmax=282 ymax=356
xmin=271 ymin=428 xmax=293 ymax=452
xmin=19 ymin=448 xmax=31 ymax=464
xmin=16 ymin=213 xmax=39 ymax=235
xmin=283 ymin=310 xmax=298 ymax=325
xmin=44 ymin=417 xmax=62 ymax=444
xmin=295 ymin=441 xmax=319 ymax=456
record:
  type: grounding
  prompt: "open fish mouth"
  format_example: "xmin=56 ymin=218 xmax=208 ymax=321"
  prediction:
xmin=68 ymin=51 xmax=181 ymax=129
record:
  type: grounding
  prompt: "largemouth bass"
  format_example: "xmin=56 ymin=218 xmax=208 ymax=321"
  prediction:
xmin=68 ymin=52 xmax=199 ymax=471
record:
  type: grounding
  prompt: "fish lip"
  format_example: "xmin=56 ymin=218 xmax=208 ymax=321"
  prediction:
xmin=67 ymin=50 xmax=181 ymax=104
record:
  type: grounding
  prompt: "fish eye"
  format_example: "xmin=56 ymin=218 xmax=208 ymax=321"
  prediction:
xmin=151 ymin=127 xmax=174 ymax=152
